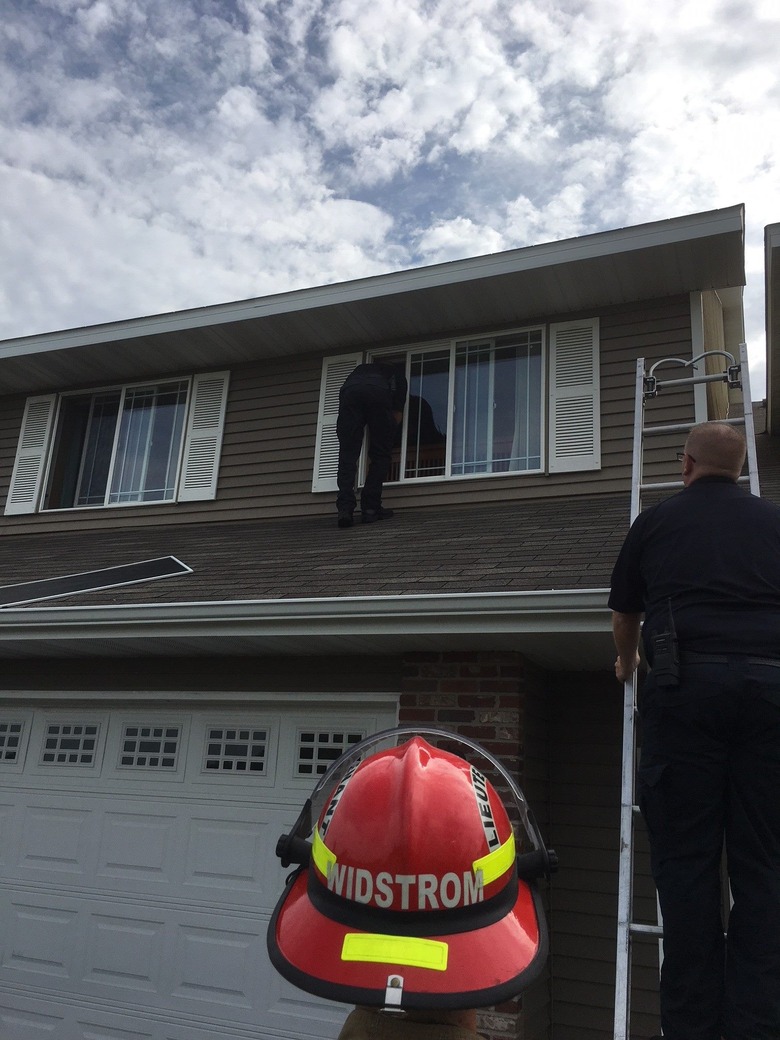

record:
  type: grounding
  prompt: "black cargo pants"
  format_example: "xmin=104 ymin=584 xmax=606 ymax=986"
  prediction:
xmin=637 ymin=656 xmax=780 ymax=1040
xmin=335 ymin=382 xmax=396 ymax=515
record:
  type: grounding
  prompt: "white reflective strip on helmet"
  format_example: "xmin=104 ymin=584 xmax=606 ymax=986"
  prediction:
xmin=473 ymin=831 xmax=515 ymax=886
xmin=341 ymin=933 xmax=449 ymax=971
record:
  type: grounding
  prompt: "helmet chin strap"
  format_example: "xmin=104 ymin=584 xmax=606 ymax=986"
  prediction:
xmin=383 ymin=974 xmax=405 ymax=1012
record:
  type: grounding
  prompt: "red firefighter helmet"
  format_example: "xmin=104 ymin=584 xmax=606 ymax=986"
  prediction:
xmin=267 ymin=727 xmax=554 ymax=1010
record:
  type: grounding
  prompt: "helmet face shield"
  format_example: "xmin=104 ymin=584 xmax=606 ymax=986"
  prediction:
xmin=268 ymin=727 xmax=553 ymax=1010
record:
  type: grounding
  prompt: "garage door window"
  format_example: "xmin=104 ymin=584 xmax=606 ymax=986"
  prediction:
xmin=203 ymin=727 xmax=268 ymax=773
xmin=0 ymin=721 xmax=25 ymax=766
xmin=119 ymin=724 xmax=181 ymax=769
xmin=41 ymin=723 xmax=100 ymax=766
xmin=297 ymin=729 xmax=364 ymax=776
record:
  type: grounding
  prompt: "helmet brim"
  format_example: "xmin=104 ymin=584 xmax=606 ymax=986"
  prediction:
xmin=267 ymin=866 xmax=549 ymax=1010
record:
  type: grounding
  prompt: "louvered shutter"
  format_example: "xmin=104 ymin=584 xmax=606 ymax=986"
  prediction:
xmin=548 ymin=318 xmax=600 ymax=472
xmin=4 ymin=395 xmax=57 ymax=515
xmin=312 ymin=353 xmax=362 ymax=492
xmin=178 ymin=371 xmax=230 ymax=501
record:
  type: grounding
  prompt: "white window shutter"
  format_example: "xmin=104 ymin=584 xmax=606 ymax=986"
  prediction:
xmin=312 ymin=353 xmax=363 ymax=492
xmin=178 ymin=371 xmax=230 ymax=501
xmin=548 ymin=318 xmax=600 ymax=472
xmin=5 ymin=395 xmax=57 ymax=515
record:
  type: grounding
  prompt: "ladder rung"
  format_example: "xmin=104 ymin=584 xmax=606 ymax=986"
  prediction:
xmin=640 ymin=480 xmax=684 ymax=491
xmin=641 ymin=473 xmax=752 ymax=493
xmin=643 ymin=416 xmax=746 ymax=437
xmin=630 ymin=922 xmax=664 ymax=938
xmin=653 ymin=371 xmax=736 ymax=391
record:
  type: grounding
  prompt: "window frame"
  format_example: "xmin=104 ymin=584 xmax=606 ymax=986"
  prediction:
xmin=44 ymin=376 xmax=192 ymax=511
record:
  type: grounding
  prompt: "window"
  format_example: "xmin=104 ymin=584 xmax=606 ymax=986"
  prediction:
xmin=312 ymin=318 xmax=599 ymax=491
xmin=5 ymin=371 xmax=230 ymax=515
xmin=382 ymin=330 xmax=543 ymax=481
xmin=46 ymin=381 xmax=189 ymax=508
xmin=296 ymin=729 xmax=364 ymax=776
xmin=203 ymin=726 xmax=268 ymax=774
xmin=118 ymin=724 xmax=181 ymax=770
xmin=40 ymin=722 xmax=100 ymax=766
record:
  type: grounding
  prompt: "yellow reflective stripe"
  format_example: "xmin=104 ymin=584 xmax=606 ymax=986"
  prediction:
xmin=312 ymin=829 xmax=337 ymax=877
xmin=341 ymin=933 xmax=449 ymax=971
xmin=473 ymin=831 xmax=515 ymax=885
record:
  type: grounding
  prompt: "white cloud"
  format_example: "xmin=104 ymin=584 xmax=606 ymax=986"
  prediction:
xmin=0 ymin=0 xmax=777 ymax=399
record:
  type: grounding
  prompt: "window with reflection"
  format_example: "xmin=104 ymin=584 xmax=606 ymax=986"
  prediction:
xmin=377 ymin=327 xmax=543 ymax=482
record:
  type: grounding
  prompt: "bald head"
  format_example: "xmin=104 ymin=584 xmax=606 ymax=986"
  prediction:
xmin=684 ymin=421 xmax=746 ymax=481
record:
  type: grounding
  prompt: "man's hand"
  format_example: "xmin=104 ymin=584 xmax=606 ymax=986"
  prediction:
xmin=614 ymin=651 xmax=641 ymax=684
xmin=611 ymin=610 xmax=642 ymax=683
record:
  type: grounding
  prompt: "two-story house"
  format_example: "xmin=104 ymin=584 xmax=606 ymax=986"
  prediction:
xmin=1 ymin=203 xmax=774 ymax=1040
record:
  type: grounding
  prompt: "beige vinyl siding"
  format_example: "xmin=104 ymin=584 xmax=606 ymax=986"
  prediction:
xmin=548 ymin=675 xmax=659 ymax=1040
xmin=0 ymin=295 xmax=709 ymax=535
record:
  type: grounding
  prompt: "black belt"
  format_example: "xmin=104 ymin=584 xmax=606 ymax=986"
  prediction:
xmin=679 ymin=652 xmax=780 ymax=668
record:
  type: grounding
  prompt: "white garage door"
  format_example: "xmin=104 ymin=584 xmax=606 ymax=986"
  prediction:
xmin=0 ymin=702 xmax=397 ymax=1040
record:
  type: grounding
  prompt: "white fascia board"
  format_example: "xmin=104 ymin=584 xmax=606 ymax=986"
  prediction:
xmin=0 ymin=205 xmax=744 ymax=362
xmin=0 ymin=588 xmax=612 ymax=642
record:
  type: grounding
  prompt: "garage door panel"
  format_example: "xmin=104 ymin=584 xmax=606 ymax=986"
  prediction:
xmin=98 ymin=811 xmax=177 ymax=885
xmin=21 ymin=804 xmax=97 ymax=878
xmin=83 ymin=913 xmax=164 ymax=995
xmin=3 ymin=895 xmax=79 ymax=982
xmin=0 ymin=996 xmax=66 ymax=1039
xmin=4 ymin=793 xmax=292 ymax=907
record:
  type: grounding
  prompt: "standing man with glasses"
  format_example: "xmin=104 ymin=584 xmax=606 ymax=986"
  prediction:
xmin=609 ymin=421 xmax=780 ymax=1040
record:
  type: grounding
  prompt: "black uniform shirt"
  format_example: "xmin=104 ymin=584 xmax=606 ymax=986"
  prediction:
xmin=609 ymin=476 xmax=780 ymax=662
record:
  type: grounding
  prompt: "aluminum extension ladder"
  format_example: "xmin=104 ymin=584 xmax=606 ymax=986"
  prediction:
xmin=613 ymin=342 xmax=760 ymax=1040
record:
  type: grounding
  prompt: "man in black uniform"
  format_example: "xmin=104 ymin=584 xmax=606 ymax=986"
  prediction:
xmin=609 ymin=421 xmax=780 ymax=1040
xmin=335 ymin=361 xmax=408 ymax=528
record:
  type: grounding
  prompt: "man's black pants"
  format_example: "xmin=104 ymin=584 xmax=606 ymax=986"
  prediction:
xmin=336 ymin=383 xmax=396 ymax=515
xmin=638 ymin=658 xmax=780 ymax=1040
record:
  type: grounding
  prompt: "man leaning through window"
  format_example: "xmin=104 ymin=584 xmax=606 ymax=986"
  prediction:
xmin=335 ymin=361 xmax=407 ymax=528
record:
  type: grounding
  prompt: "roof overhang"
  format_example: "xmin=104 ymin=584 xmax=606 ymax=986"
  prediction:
xmin=0 ymin=205 xmax=746 ymax=395
xmin=766 ymin=223 xmax=780 ymax=433
xmin=0 ymin=588 xmax=615 ymax=672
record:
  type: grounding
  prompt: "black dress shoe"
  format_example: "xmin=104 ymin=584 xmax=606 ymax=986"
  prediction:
xmin=337 ymin=511 xmax=354 ymax=528
xmin=361 ymin=507 xmax=394 ymax=524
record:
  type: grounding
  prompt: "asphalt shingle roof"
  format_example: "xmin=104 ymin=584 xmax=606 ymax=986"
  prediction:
xmin=4 ymin=431 xmax=779 ymax=611
xmin=1 ymin=494 xmax=630 ymax=609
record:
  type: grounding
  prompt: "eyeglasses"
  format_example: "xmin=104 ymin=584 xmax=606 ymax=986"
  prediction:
xmin=676 ymin=451 xmax=696 ymax=463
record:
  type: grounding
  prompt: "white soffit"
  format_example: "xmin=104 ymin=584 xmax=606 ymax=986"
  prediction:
xmin=0 ymin=205 xmax=746 ymax=394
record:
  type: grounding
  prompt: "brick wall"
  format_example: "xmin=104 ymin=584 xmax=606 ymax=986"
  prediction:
xmin=399 ymin=650 xmax=550 ymax=1040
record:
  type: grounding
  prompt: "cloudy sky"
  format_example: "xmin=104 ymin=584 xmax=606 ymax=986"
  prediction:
xmin=1 ymin=0 xmax=778 ymax=396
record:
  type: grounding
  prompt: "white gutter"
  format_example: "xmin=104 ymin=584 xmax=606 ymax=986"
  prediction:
xmin=0 ymin=587 xmax=611 ymax=641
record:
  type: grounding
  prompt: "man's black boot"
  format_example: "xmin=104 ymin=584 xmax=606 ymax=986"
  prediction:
xmin=337 ymin=510 xmax=354 ymax=528
xmin=361 ymin=507 xmax=394 ymax=524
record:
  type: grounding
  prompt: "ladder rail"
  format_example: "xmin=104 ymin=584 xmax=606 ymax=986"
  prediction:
xmin=613 ymin=343 xmax=760 ymax=1040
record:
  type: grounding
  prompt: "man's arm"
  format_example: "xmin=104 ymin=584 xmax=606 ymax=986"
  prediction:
xmin=611 ymin=610 xmax=642 ymax=683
